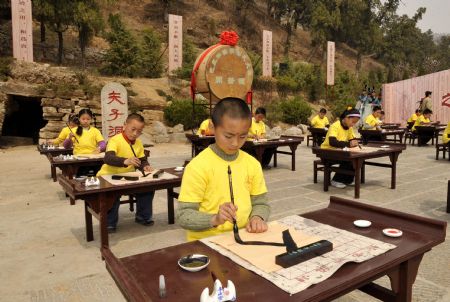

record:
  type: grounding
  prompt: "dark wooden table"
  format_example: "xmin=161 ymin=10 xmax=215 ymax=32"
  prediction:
xmin=185 ymin=133 xmax=215 ymax=157
xmin=242 ymin=136 xmax=304 ymax=171
xmin=102 ymin=196 xmax=446 ymax=302
xmin=447 ymin=180 xmax=450 ymax=213
xmin=37 ymin=145 xmax=73 ymax=182
xmin=312 ymin=142 xmax=406 ymax=198
xmin=415 ymin=125 xmax=446 ymax=146
xmin=58 ymin=168 xmax=182 ymax=251
xmin=381 ymin=123 xmax=401 ymax=130
xmin=308 ymin=127 xmax=328 ymax=147
xmin=359 ymin=129 xmax=405 ymax=144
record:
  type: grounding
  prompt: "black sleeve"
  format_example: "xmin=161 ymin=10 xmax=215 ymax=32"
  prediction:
xmin=329 ymin=137 xmax=351 ymax=148
xmin=104 ymin=151 xmax=128 ymax=167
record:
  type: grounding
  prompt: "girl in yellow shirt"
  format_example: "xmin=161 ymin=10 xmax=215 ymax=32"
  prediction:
xmin=53 ymin=114 xmax=79 ymax=146
xmin=321 ymin=107 xmax=361 ymax=189
xmin=412 ymin=109 xmax=435 ymax=146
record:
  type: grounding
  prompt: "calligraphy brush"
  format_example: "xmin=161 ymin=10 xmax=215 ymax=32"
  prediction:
xmin=66 ymin=122 xmax=79 ymax=143
xmin=129 ymin=144 xmax=147 ymax=177
xmin=227 ymin=166 xmax=284 ymax=247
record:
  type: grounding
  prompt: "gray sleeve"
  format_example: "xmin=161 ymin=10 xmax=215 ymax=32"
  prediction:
xmin=250 ymin=193 xmax=270 ymax=221
xmin=176 ymin=202 xmax=215 ymax=231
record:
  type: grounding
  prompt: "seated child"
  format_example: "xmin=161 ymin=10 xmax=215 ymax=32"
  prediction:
xmin=197 ymin=118 xmax=215 ymax=136
xmin=177 ymin=98 xmax=270 ymax=241
xmin=310 ymin=108 xmax=330 ymax=129
xmin=53 ymin=114 xmax=79 ymax=146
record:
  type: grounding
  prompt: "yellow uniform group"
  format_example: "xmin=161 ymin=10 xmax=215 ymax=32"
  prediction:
xmin=69 ymin=128 xmax=104 ymax=155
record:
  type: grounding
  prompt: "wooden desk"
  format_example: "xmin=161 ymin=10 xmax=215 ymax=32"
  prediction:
xmin=415 ymin=125 xmax=446 ymax=146
xmin=308 ymin=127 xmax=327 ymax=147
xmin=381 ymin=123 xmax=401 ymax=130
xmin=447 ymin=180 xmax=450 ymax=213
xmin=359 ymin=129 xmax=405 ymax=144
xmin=102 ymin=196 xmax=446 ymax=302
xmin=58 ymin=168 xmax=182 ymax=251
xmin=242 ymin=136 xmax=304 ymax=171
xmin=36 ymin=145 xmax=73 ymax=182
xmin=312 ymin=142 xmax=406 ymax=198
xmin=185 ymin=134 xmax=215 ymax=157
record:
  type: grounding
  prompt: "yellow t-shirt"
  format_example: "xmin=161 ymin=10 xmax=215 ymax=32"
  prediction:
xmin=412 ymin=115 xmax=431 ymax=131
xmin=310 ymin=115 xmax=329 ymax=129
xmin=321 ymin=121 xmax=355 ymax=150
xmin=178 ymin=147 xmax=267 ymax=241
xmin=249 ymin=118 xmax=266 ymax=137
xmin=364 ymin=114 xmax=380 ymax=130
xmin=70 ymin=127 xmax=104 ymax=155
xmin=407 ymin=113 xmax=418 ymax=123
xmin=442 ymin=122 xmax=450 ymax=144
xmin=97 ymin=133 xmax=145 ymax=176
xmin=197 ymin=119 xmax=214 ymax=136
xmin=53 ymin=126 xmax=76 ymax=145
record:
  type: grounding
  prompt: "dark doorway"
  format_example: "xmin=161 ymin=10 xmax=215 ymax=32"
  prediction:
xmin=1 ymin=95 xmax=47 ymax=144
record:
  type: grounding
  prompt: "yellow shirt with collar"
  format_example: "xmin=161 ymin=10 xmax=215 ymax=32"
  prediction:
xmin=407 ymin=113 xmax=418 ymax=123
xmin=443 ymin=122 xmax=450 ymax=144
xmin=412 ymin=115 xmax=430 ymax=131
xmin=310 ymin=115 xmax=329 ymax=129
xmin=53 ymin=126 xmax=76 ymax=145
xmin=197 ymin=119 xmax=214 ymax=136
xmin=364 ymin=114 xmax=380 ymax=130
xmin=248 ymin=118 xmax=266 ymax=137
xmin=178 ymin=147 xmax=267 ymax=241
xmin=71 ymin=127 xmax=104 ymax=155
xmin=97 ymin=133 xmax=145 ymax=176
xmin=321 ymin=121 xmax=355 ymax=150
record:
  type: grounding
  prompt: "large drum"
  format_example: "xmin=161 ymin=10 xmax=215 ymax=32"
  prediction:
xmin=192 ymin=44 xmax=253 ymax=103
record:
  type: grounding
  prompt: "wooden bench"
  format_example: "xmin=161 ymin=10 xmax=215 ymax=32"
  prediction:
xmin=436 ymin=142 xmax=449 ymax=160
xmin=313 ymin=159 xmax=366 ymax=184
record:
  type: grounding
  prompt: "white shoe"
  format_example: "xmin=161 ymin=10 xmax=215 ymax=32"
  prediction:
xmin=348 ymin=181 xmax=355 ymax=186
xmin=331 ymin=181 xmax=346 ymax=189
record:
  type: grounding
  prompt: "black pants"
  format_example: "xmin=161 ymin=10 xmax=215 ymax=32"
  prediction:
xmin=76 ymin=165 xmax=102 ymax=177
xmin=248 ymin=148 xmax=275 ymax=167
xmin=414 ymin=132 xmax=433 ymax=146
xmin=332 ymin=161 xmax=355 ymax=184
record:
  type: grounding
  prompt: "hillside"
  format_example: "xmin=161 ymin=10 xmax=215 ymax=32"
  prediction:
xmin=0 ymin=0 xmax=384 ymax=75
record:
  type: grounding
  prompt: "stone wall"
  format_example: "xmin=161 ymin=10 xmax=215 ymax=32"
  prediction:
xmin=0 ymin=61 xmax=180 ymax=145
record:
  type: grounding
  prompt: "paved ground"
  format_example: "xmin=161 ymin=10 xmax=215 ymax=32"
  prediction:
xmin=0 ymin=142 xmax=449 ymax=302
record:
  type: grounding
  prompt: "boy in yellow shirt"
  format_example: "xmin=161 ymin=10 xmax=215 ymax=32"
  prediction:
xmin=310 ymin=108 xmax=330 ymax=129
xmin=177 ymin=98 xmax=270 ymax=241
xmin=248 ymin=107 xmax=267 ymax=139
xmin=412 ymin=109 xmax=434 ymax=146
xmin=321 ymin=107 xmax=361 ymax=189
xmin=362 ymin=106 xmax=382 ymax=130
xmin=197 ymin=118 xmax=215 ymax=136
xmin=407 ymin=109 xmax=421 ymax=123
xmin=97 ymin=113 xmax=155 ymax=233
xmin=53 ymin=114 xmax=79 ymax=146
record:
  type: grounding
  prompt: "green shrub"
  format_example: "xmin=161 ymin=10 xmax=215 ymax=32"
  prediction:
xmin=164 ymin=98 xmax=209 ymax=130
xmin=276 ymin=75 xmax=298 ymax=97
xmin=140 ymin=28 xmax=164 ymax=78
xmin=174 ymin=38 xmax=198 ymax=79
xmin=278 ymin=97 xmax=312 ymax=125
xmin=0 ymin=57 xmax=13 ymax=81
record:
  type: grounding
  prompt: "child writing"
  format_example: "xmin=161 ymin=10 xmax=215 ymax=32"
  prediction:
xmin=362 ymin=106 xmax=382 ymax=130
xmin=197 ymin=118 xmax=215 ymax=136
xmin=97 ymin=113 xmax=155 ymax=233
xmin=53 ymin=114 xmax=79 ymax=146
xmin=247 ymin=107 xmax=274 ymax=169
xmin=310 ymin=108 xmax=330 ymax=129
xmin=321 ymin=107 xmax=361 ymax=189
xmin=177 ymin=98 xmax=270 ymax=241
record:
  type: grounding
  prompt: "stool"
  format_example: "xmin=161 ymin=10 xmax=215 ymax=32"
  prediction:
xmin=313 ymin=159 xmax=324 ymax=183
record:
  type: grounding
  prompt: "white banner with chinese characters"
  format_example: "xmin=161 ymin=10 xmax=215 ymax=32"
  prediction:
xmin=326 ymin=41 xmax=335 ymax=86
xmin=11 ymin=0 xmax=33 ymax=62
xmin=101 ymin=83 xmax=128 ymax=140
xmin=168 ymin=14 xmax=183 ymax=73
xmin=262 ymin=30 xmax=272 ymax=77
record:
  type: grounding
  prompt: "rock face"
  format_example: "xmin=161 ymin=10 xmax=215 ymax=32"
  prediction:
xmin=0 ymin=61 xmax=172 ymax=144
xmin=283 ymin=126 xmax=303 ymax=136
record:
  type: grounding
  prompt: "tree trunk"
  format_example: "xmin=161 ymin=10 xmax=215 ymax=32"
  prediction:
xmin=39 ymin=18 xmax=45 ymax=43
xmin=57 ymin=30 xmax=63 ymax=65
xmin=356 ymin=51 xmax=362 ymax=78
xmin=284 ymin=24 xmax=292 ymax=57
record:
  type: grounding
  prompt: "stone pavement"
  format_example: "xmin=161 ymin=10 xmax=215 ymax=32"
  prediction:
xmin=0 ymin=142 xmax=448 ymax=301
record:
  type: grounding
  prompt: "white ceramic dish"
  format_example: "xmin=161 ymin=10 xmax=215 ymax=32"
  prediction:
xmin=353 ymin=220 xmax=372 ymax=228
xmin=174 ymin=166 xmax=184 ymax=172
xmin=380 ymin=145 xmax=390 ymax=148
xmin=382 ymin=228 xmax=403 ymax=238
xmin=178 ymin=254 xmax=210 ymax=272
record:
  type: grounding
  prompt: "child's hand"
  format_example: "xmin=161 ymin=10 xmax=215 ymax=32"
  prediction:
xmin=212 ymin=203 xmax=238 ymax=226
xmin=124 ymin=157 xmax=141 ymax=167
xmin=93 ymin=148 xmax=101 ymax=154
xmin=349 ymin=140 xmax=359 ymax=147
xmin=246 ymin=216 xmax=268 ymax=233
xmin=143 ymin=165 xmax=154 ymax=173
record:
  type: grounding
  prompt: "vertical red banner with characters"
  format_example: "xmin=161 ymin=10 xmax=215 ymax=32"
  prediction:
xmin=101 ymin=83 xmax=128 ymax=140
xmin=11 ymin=0 xmax=33 ymax=62
xmin=262 ymin=30 xmax=272 ymax=77
xmin=168 ymin=14 xmax=183 ymax=74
